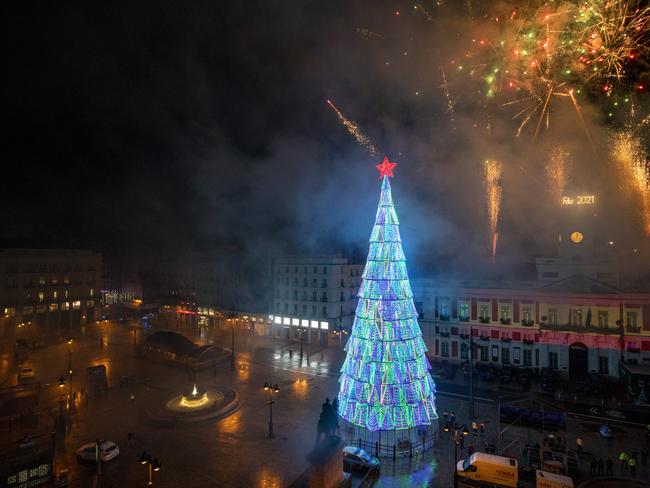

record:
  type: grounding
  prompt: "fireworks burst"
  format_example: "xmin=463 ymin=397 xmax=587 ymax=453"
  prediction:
xmin=326 ymin=99 xmax=380 ymax=158
xmin=546 ymin=146 xmax=572 ymax=202
xmin=440 ymin=67 xmax=457 ymax=128
xmin=611 ymin=129 xmax=650 ymax=235
xmin=484 ymin=159 xmax=503 ymax=258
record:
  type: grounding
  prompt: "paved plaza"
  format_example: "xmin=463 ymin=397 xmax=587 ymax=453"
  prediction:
xmin=1 ymin=322 xmax=649 ymax=487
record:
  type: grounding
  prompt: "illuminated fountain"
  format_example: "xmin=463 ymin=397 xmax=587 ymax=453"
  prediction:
xmin=145 ymin=383 xmax=239 ymax=426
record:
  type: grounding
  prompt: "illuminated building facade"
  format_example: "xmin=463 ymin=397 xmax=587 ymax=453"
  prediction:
xmin=413 ymin=270 xmax=650 ymax=379
xmin=270 ymin=255 xmax=364 ymax=345
xmin=0 ymin=249 xmax=101 ymax=340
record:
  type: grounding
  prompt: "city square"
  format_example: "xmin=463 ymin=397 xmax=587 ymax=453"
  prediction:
xmin=3 ymin=1 xmax=650 ymax=487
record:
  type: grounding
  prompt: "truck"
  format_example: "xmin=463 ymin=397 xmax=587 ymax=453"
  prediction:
xmin=536 ymin=470 xmax=573 ymax=488
xmin=457 ymin=452 xmax=519 ymax=488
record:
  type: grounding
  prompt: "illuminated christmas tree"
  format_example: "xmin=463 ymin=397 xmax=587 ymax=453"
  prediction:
xmin=338 ymin=157 xmax=438 ymax=438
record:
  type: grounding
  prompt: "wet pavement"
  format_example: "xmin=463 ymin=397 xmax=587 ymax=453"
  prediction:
xmin=1 ymin=322 xmax=648 ymax=487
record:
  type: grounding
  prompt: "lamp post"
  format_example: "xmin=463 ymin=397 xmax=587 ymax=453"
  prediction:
xmin=227 ymin=308 xmax=237 ymax=371
xmin=67 ymin=338 xmax=73 ymax=405
xmin=58 ymin=376 xmax=66 ymax=414
xmin=138 ymin=452 xmax=161 ymax=486
xmin=263 ymin=382 xmax=279 ymax=439
xmin=444 ymin=422 xmax=469 ymax=488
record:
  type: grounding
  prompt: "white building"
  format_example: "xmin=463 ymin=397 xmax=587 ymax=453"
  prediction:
xmin=269 ymin=255 xmax=364 ymax=346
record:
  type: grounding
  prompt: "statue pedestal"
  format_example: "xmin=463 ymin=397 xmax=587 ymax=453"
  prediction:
xmin=306 ymin=436 xmax=350 ymax=488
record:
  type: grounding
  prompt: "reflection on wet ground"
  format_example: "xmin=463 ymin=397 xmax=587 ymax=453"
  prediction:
xmin=374 ymin=456 xmax=440 ymax=488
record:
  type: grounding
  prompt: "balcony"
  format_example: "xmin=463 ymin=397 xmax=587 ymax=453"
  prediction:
xmin=540 ymin=323 xmax=620 ymax=335
xmin=438 ymin=314 xmax=450 ymax=321
xmin=479 ymin=335 xmax=490 ymax=342
xmin=521 ymin=319 xmax=535 ymax=327
xmin=439 ymin=331 xmax=450 ymax=338
xmin=627 ymin=346 xmax=641 ymax=353
xmin=523 ymin=339 xmax=535 ymax=345
xmin=459 ymin=333 xmax=470 ymax=340
xmin=499 ymin=318 xmax=512 ymax=325
xmin=459 ymin=316 xmax=470 ymax=322
xmin=501 ymin=337 xmax=512 ymax=343
xmin=479 ymin=317 xmax=490 ymax=324
xmin=627 ymin=325 xmax=642 ymax=334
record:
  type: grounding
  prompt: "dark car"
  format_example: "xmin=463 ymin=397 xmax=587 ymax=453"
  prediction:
xmin=342 ymin=446 xmax=380 ymax=475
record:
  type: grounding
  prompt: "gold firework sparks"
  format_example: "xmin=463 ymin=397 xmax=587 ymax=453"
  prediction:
xmin=546 ymin=146 xmax=572 ymax=202
xmin=611 ymin=130 xmax=650 ymax=235
xmin=326 ymin=99 xmax=380 ymax=158
xmin=440 ymin=67 xmax=457 ymax=128
xmin=484 ymin=159 xmax=503 ymax=258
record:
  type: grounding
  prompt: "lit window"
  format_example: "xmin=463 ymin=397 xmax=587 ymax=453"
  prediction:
xmin=291 ymin=318 xmax=299 ymax=326
xmin=38 ymin=291 xmax=44 ymax=302
xmin=310 ymin=320 xmax=319 ymax=328
xmin=282 ymin=317 xmax=290 ymax=325
xmin=53 ymin=291 xmax=58 ymax=300
xmin=89 ymin=288 xmax=94 ymax=297
xmin=62 ymin=302 xmax=70 ymax=310
xmin=38 ymin=276 xmax=45 ymax=285
xmin=274 ymin=316 xmax=281 ymax=324
xmin=65 ymin=290 xmax=69 ymax=298
xmin=23 ymin=305 xmax=33 ymax=314
xmin=86 ymin=300 xmax=94 ymax=307
xmin=320 ymin=321 xmax=328 ymax=329
xmin=72 ymin=301 xmax=81 ymax=309
xmin=63 ymin=276 xmax=69 ymax=284
xmin=49 ymin=303 xmax=58 ymax=312
xmin=301 ymin=319 xmax=309 ymax=327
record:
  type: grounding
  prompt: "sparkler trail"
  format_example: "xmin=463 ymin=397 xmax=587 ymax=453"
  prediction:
xmin=546 ymin=147 xmax=572 ymax=202
xmin=326 ymin=99 xmax=380 ymax=158
xmin=484 ymin=159 xmax=503 ymax=259
xmin=611 ymin=129 xmax=650 ymax=235
xmin=440 ymin=67 xmax=457 ymax=128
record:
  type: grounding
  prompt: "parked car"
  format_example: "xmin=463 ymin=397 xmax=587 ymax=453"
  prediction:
xmin=342 ymin=446 xmax=380 ymax=475
xmin=76 ymin=440 xmax=120 ymax=463
xmin=18 ymin=367 xmax=35 ymax=382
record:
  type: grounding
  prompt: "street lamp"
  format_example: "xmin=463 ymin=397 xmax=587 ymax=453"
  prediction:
xmin=444 ymin=422 xmax=463 ymax=488
xmin=263 ymin=382 xmax=279 ymax=439
xmin=138 ymin=452 xmax=161 ymax=486
xmin=67 ymin=338 xmax=73 ymax=405
xmin=58 ymin=376 xmax=66 ymax=414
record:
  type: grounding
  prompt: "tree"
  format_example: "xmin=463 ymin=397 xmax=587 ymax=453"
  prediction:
xmin=337 ymin=158 xmax=438 ymax=432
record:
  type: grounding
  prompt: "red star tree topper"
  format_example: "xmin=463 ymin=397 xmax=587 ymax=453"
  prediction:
xmin=376 ymin=156 xmax=397 ymax=179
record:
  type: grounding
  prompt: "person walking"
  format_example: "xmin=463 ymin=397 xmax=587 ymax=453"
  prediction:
xmin=472 ymin=421 xmax=478 ymax=435
xmin=629 ymin=457 xmax=637 ymax=477
xmin=597 ymin=458 xmax=604 ymax=476
xmin=590 ymin=458 xmax=597 ymax=476
xmin=458 ymin=434 xmax=465 ymax=449
xmin=606 ymin=458 xmax=613 ymax=475
xmin=619 ymin=451 xmax=628 ymax=472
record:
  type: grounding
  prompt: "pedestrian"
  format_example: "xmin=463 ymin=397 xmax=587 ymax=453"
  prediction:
xmin=590 ymin=458 xmax=597 ymax=476
xmin=450 ymin=412 xmax=456 ymax=425
xmin=606 ymin=458 xmax=613 ymax=475
xmin=619 ymin=451 xmax=628 ymax=472
xmin=459 ymin=434 xmax=464 ymax=449
xmin=597 ymin=458 xmax=604 ymax=476
xmin=479 ymin=422 xmax=485 ymax=434
xmin=641 ymin=449 xmax=647 ymax=466
xmin=576 ymin=437 xmax=584 ymax=458
xmin=472 ymin=421 xmax=478 ymax=435
xmin=629 ymin=457 xmax=637 ymax=477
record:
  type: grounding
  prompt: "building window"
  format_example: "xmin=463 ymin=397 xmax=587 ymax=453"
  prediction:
xmin=491 ymin=345 xmax=499 ymax=362
xmin=312 ymin=306 xmax=317 ymax=316
xmin=49 ymin=303 xmax=58 ymax=312
xmin=284 ymin=303 xmax=288 ymax=313
xmin=512 ymin=347 xmax=521 ymax=364
xmin=322 ymin=292 xmax=328 ymax=302
xmin=313 ymin=267 xmax=317 ymax=274
xmin=599 ymin=356 xmax=609 ymax=374
xmin=302 ymin=305 xmax=307 ymax=315
xmin=522 ymin=307 xmax=532 ymax=322
xmin=441 ymin=342 xmax=449 ymax=358
xmin=322 ymin=267 xmax=327 ymax=274
xmin=38 ymin=291 xmax=44 ymax=302
xmin=89 ymin=288 xmax=94 ymax=297
xmin=23 ymin=305 xmax=33 ymax=314
xmin=53 ymin=291 xmax=58 ymax=300
xmin=460 ymin=343 xmax=468 ymax=360
xmin=293 ymin=290 xmax=298 ymax=299
xmin=439 ymin=299 xmax=450 ymax=318
xmin=72 ymin=301 xmax=81 ymax=309
xmin=63 ymin=276 xmax=69 ymax=284
xmin=500 ymin=305 xmax=510 ymax=321
xmin=302 ymin=291 xmax=308 ymax=300
xmin=479 ymin=305 xmax=489 ymax=320
xmin=61 ymin=302 xmax=70 ymax=310
xmin=548 ymin=308 xmax=558 ymax=325
xmin=570 ymin=309 xmax=582 ymax=326
xmin=303 ymin=279 xmax=308 ymax=287
xmin=293 ymin=304 xmax=298 ymax=314
xmin=87 ymin=300 xmax=94 ymax=307
xmin=627 ymin=311 xmax=637 ymax=328
xmin=459 ymin=303 xmax=469 ymax=320
xmin=38 ymin=276 xmax=45 ymax=285
xmin=294 ymin=278 xmax=298 ymax=286
xmin=598 ymin=311 xmax=608 ymax=327
xmin=480 ymin=346 xmax=489 ymax=362
xmin=285 ymin=277 xmax=289 ymax=285
xmin=322 ymin=306 xmax=327 ymax=317
xmin=549 ymin=352 xmax=559 ymax=369
xmin=523 ymin=349 xmax=532 ymax=367
xmin=501 ymin=348 xmax=510 ymax=365
xmin=312 ymin=291 xmax=317 ymax=301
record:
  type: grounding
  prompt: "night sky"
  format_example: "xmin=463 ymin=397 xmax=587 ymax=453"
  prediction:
xmin=6 ymin=1 xmax=650 ymax=279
